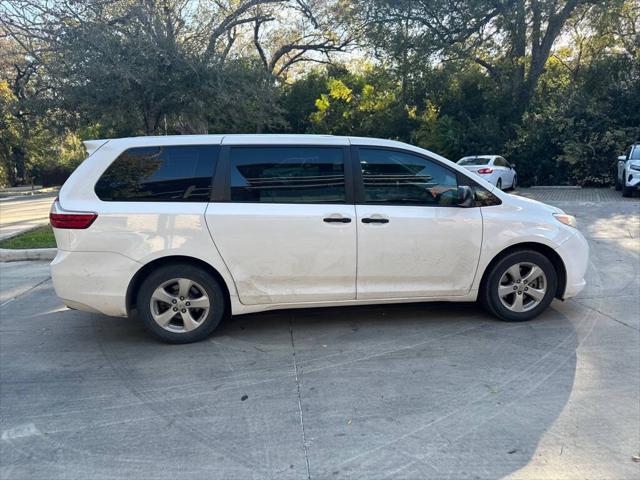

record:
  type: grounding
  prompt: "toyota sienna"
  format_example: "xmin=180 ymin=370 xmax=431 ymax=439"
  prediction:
xmin=50 ymin=135 xmax=589 ymax=343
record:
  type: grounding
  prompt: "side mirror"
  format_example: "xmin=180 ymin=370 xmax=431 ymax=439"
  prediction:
xmin=618 ymin=155 xmax=627 ymax=162
xmin=457 ymin=185 xmax=474 ymax=208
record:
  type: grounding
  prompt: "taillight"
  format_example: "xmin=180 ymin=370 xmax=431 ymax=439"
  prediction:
xmin=477 ymin=168 xmax=493 ymax=174
xmin=50 ymin=198 xmax=97 ymax=229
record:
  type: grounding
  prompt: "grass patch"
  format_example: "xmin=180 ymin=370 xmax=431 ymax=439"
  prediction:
xmin=0 ymin=225 xmax=56 ymax=249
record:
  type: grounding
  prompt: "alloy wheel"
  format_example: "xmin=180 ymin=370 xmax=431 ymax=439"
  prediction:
xmin=150 ymin=278 xmax=210 ymax=333
xmin=498 ymin=262 xmax=547 ymax=313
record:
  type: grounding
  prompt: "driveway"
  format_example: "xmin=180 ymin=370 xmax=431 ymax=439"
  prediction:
xmin=0 ymin=193 xmax=57 ymax=240
xmin=1 ymin=189 xmax=638 ymax=479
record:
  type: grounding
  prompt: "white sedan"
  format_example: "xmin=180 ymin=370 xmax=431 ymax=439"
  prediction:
xmin=457 ymin=155 xmax=517 ymax=190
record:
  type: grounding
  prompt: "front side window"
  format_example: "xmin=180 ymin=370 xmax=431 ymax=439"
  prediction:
xmin=359 ymin=148 xmax=458 ymax=206
xmin=458 ymin=173 xmax=502 ymax=207
xmin=229 ymin=147 xmax=345 ymax=203
xmin=95 ymin=145 xmax=217 ymax=202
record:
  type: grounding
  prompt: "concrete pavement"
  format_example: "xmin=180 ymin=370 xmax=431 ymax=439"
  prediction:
xmin=0 ymin=193 xmax=57 ymax=240
xmin=0 ymin=191 xmax=638 ymax=479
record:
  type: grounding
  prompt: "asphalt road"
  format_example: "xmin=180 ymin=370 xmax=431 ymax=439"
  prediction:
xmin=0 ymin=190 xmax=639 ymax=479
xmin=0 ymin=193 xmax=57 ymax=240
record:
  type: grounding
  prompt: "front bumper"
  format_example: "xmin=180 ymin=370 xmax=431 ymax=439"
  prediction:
xmin=625 ymin=170 xmax=640 ymax=188
xmin=555 ymin=229 xmax=589 ymax=299
xmin=50 ymin=250 xmax=140 ymax=317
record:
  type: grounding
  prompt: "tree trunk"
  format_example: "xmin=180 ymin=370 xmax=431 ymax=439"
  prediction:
xmin=12 ymin=146 xmax=25 ymax=185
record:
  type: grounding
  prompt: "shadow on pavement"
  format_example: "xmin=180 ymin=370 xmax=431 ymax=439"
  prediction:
xmin=1 ymin=292 xmax=579 ymax=479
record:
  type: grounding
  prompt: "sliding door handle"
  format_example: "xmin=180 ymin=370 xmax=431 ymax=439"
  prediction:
xmin=362 ymin=217 xmax=389 ymax=224
xmin=323 ymin=217 xmax=352 ymax=223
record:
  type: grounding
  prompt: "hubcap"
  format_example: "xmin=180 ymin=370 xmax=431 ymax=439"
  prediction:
xmin=498 ymin=262 xmax=547 ymax=313
xmin=150 ymin=278 xmax=210 ymax=333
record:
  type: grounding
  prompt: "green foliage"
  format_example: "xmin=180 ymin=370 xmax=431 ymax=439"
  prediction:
xmin=0 ymin=80 xmax=19 ymax=187
xmin=508 ymin=52 xmax=640 ymax=186
xmin=0 ymin=0 xmax=638 ymax=187
xmin=0 ymin=225 xmax=56 ymax=249
xmin=303 ymin=67 xmax=416 ymax=140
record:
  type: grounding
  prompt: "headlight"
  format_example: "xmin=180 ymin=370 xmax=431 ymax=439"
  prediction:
xmin=629 ymin=164 xmax=640 ymax=171
xmin=553 ymin=213 xmax=577 ymax=228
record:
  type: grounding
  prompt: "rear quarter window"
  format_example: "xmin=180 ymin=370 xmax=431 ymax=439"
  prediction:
xmin=95 ymin=145 xmax=218 ymax=202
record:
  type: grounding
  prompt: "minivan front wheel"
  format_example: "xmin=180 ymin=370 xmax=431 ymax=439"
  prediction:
xmin=480 ymin=250 xmax=558 ymax=322
xmin=137 ymin=264 xmax=225 ymax=343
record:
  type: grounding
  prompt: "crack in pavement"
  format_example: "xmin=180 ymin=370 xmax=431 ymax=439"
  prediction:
xmin=0 ymin=276 xmax=51 ymax=308
xmin=570 ymin=298 xmax=639 ymax=332
xmin=289 ymin=317 xmax=311 ymax=480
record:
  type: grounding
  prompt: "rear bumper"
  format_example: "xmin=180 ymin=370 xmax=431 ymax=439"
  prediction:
xmin=50 ymin=250 xmax=140 ymax=317
xmin=555 ymin=229 xmax=589 ymax=299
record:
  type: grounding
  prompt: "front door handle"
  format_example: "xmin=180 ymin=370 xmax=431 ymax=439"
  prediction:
xmin=362 ymin=217 xmax=389 ymax=224
xmin=323 ymin=217 xmax=352 ymax=223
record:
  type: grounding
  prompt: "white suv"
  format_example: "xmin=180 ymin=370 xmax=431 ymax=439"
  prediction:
xmin=616 ymin=143 xmax=640 ymax=197
xmin=50 ymin=135 xmax=589 ymax=343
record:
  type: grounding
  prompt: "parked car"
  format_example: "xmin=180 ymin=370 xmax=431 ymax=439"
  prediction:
xmin=50 ymin=135 xmax=588 ymax=343
xmin=615 ymin=143 xmax=640 ymax=197
xmin=457 ymin=155 xmax=517 ymax=190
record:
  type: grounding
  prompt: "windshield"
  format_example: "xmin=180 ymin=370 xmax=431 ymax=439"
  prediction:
xmin=458 ymin=157 xmax=491 ymax=166
xmin=631 ymin=147 xmax=640 ymax=160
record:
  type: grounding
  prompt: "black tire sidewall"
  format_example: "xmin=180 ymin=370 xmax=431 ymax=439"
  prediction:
xmin=485 ymin=251 xmax=558 ymax=322
xmin=137 ymin=264 xmax=225 ymax=343
xmin=496 ymin=179 xmax=502 ymax=189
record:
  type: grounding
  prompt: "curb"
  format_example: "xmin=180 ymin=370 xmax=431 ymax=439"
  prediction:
xmin=530 ymin=186 xmax=581 ymax=189
xmin=0 ymin=248 xmax=57 ymax=262
xmin=0 ymin=186 xmax=59 ymax=198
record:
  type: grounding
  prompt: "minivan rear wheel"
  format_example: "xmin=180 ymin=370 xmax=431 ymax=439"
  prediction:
xmin=480 ymin=250 xmax=558 ymax=322
xmin=137 ymin=264 xmax=225 ymax=343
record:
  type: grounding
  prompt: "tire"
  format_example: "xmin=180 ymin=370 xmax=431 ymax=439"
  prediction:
xmin=511 ymin=176 xmax=517 ymax=190
xmin=136 ymin=263 xmax=226 ymax=343
xmin=615 ymin=174 xmax=622 ymax=191
xmin=622 ymin=176 xmax=633 ymax=197
xmin=479 ymin=250 xmax=558 ymax=322
xmin=496 ymin=178 xmax=502 ymax=190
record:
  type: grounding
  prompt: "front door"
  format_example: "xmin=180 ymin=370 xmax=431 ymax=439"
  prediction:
xmin=206 ymin=145 xmax=356 ymax=305
xmin=354 ymin=147 xmax=483 ymax=299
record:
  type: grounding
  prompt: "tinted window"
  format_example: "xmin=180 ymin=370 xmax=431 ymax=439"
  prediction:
xmin=229 ymin=147 xmax=345 ymax=203
xmin=458 ymin=157 xmax=491 ymax=166
xmin=95 ymin=145 xmax=217 ymax=202
xmin=359 ymin=148 xmax=458 ymax=206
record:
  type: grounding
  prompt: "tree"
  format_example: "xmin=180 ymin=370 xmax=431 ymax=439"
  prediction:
xmin=0 ymin=79 xmax=20 ymax=186
xmin=354 ymin=0 xmax=608 ymax=123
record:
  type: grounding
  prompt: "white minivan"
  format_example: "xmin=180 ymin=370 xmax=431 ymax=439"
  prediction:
xmin=50 ymin=135 xmax=589 ymax=343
